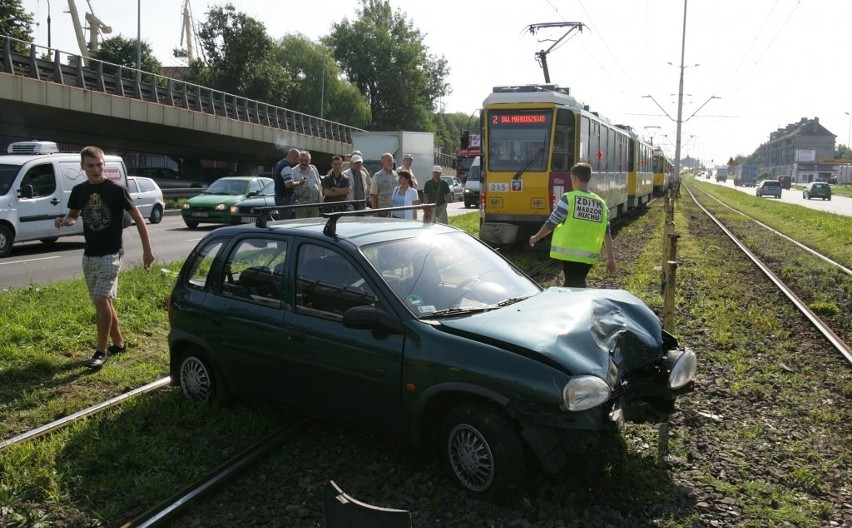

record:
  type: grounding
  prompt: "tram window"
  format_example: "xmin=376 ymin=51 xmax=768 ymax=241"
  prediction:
xmin=579 ymin=117 xmax=590 ymax=163
xmin=551 ymin=110 xmax=575 ymax=171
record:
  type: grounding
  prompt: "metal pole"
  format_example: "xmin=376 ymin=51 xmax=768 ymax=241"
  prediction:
xmin=46 ymin=0 xmax=52 ymax=49
xmin=845 ymin=111 xmax=851 ymax=150
xmin=136 ymin=0 xmax=142 ymax=84
xmin=673 ymin=0 xmax=688 ymax=192
xmin=320 ymin=62 xmax=325 ymax=120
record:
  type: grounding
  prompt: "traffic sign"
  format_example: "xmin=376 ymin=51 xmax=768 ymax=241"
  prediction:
xmin=727 ymin=157 xmax=737 ymax=166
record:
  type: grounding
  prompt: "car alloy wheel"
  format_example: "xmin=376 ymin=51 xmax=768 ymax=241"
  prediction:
xmin=179 ymin=353 xmax=226 ymax=403
xmin=441 ymin=403 xmax=526 ymax=500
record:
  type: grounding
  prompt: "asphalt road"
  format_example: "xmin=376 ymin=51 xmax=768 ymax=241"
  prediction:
xmin=702 ymin=177 xmax=852 ymax=216
xmin=0 ymin=202 xmax=478 ymax=290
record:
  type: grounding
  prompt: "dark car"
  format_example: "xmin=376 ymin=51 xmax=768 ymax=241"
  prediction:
xmin=167 ymin=212 xmax=696 ymax=499
xmin=229 ymin=181 xmax=277 ymax=224
xmin=128 ymin=167 xmax=207 ymax=189
xmin=755 ymin=179 xmax=782 ymax=198
xmin=803 ymin=181 xmax=831 ymax=201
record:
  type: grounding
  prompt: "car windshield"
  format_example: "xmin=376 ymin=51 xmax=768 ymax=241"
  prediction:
xmin=205 ymin=179 xmax=249 ymax=195
xmin=362 ymin=231 xmax=541 ymax=318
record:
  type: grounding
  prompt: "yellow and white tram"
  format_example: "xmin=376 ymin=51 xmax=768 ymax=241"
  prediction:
xmin=479 ymin=84 xmax=654 ymax=246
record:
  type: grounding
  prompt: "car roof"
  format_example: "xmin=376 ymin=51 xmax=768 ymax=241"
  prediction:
xmin=208 ymin=216 xmax=459 ymax=249
xmin=214 ymin=176 xmax=271 ymax=181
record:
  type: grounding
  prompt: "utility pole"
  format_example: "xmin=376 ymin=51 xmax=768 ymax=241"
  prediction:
xmin=673 ymin=0 xmax=688 ymax=191
xmin=525 ymin=22 xmax=585 ymax=84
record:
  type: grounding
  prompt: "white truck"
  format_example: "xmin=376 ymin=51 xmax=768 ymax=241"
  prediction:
xmin=0 ymin=141 xmax=129 ymax=257
xmin=350 ymin=131 xmax=436 ymax=182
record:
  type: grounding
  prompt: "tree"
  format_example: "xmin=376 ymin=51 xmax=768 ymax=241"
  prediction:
xmin=433 ymin=112 xmax=472 ymax=157
xmin=0 ymin=0 xmax=34 ymax=53
xmin=325 ymin=0 xmax=450 ymax=131
xmin=91 ymin=35 xmax=162 ymax=77
xmin=274 ymin=34 xmax=370 ymax=128
xmin=188 ymin=4 xmax=293 ymax=107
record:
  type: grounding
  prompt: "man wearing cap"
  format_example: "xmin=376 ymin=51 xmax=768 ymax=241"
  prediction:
xmin=400 ymin=153 xmax=419 ymax=189
xmin=343 ymin=154 xmax=368 ymax=210
xmin=422 ymin=165 xmax=452 ymax=224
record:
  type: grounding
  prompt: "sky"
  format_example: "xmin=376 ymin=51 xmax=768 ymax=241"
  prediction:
xmin=20 ymin=0 xmax=852 ymax=167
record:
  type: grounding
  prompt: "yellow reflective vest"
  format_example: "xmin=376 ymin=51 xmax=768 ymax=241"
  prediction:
xmin=549 ymin=190 xmax=609 ymax=264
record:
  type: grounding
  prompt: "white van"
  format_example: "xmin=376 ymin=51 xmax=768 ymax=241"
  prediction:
xmin=463 ymin=156 xmax=481 ymax=208
xmin=0 ymin=141 xmax=129 ymax=257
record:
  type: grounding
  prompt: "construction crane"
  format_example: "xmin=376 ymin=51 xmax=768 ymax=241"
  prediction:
xmin=67 ymin=0 xmax=111 ymax=61
xmin=179 ymin=0 xmax=195 ymax=62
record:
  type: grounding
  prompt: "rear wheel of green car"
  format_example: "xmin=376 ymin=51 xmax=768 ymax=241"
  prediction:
xmin=179 ymin=349 xmax=228 ymax=404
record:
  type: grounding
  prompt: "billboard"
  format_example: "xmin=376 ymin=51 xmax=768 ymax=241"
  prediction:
xmin=796 ymin=149 xmax=816 ymax=162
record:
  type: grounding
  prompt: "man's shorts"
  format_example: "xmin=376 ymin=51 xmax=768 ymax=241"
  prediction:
xmin=82 ymin=251 xmax=123 ymax=299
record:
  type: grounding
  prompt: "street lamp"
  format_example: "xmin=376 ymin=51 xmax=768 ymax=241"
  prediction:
xmin=845 ymin=111 xmax=851 ymax=151
xmin=46 ymin=0 xmax=52 ymax=49
xmin=136 ymin=0 xmax=142 ymax=84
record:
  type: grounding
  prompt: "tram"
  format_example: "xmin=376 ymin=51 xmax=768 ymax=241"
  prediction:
xmin=652 ymin=148 xmax=671 ymax=196
xmin=478 ymin=84 xmax=654 ymax=246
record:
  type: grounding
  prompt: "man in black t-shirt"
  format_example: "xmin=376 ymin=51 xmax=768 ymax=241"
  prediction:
xmin=54 ymin=146 xmax=155 ymax=369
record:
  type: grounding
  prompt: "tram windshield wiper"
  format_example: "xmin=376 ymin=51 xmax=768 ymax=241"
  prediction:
xmin=512 ymin=148 xmax=545 ymax=180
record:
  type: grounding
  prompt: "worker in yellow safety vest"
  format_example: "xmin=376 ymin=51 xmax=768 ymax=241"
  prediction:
xmin=529 ymin=162 xmax=616 ymax=287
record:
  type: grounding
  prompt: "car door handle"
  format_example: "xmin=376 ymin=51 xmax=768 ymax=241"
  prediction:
xmin=287 ymin=328 xmax=305 ymax=341
xmin=50 ymin=198 xmax=60 ymax=205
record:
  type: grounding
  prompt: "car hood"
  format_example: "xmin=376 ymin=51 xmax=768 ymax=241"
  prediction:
xmin=187 ymin=193 xmax=247 ymax=206
xmin=234 ymin=196 xmax=276 ymax=208
xmin=438 ymin=287 xmax=663 ymax=379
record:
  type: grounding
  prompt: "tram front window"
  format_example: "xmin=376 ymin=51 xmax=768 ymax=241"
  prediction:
xmin=487 ymin=110 xmax=552 ymax=172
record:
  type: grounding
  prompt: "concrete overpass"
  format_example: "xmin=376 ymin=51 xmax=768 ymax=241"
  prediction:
xmin=0 ymin=36 xmax=360 ymax=176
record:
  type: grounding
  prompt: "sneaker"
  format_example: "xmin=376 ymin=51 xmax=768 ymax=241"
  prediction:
xmin=86 ymin=350 xmax=110 ymax=369
xmin=108 ymin=343 xmax=127 ymax=355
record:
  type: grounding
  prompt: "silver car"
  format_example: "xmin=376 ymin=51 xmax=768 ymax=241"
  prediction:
xmin=441 ymin=175 xmax=463 ymax=203
xmin=127 ymin=176 xmax=166 ymax=224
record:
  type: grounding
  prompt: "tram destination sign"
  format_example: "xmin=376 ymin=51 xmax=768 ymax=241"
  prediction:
xmin=491 ymin=111 xmax=550 ymax=127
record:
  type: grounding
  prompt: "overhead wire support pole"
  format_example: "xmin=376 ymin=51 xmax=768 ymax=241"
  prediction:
xmin=525 ymin=22 xmax=585 ymax=84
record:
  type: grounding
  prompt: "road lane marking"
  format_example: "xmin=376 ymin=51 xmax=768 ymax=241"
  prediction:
xmin=0 ymin=256 xmax=63 ymax=266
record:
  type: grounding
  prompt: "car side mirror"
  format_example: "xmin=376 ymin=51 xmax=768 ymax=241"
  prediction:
xmin=247 ymin=191 xmax=258 ymax=197
xmin=19 ymin=185 xmax=34 ymax=199
xmin=343 ymin=305 xmax=404 ymax=335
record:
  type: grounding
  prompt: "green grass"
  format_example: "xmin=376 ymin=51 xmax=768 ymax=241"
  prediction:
xmin=687 ymin=177 xmax=852 ymax=267
xmin=1 ymin=204 xmax=848 ymax=526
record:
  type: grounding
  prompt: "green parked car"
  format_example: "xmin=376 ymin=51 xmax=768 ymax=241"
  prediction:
xmin=181 ymin=176 xmax=272 ymax=228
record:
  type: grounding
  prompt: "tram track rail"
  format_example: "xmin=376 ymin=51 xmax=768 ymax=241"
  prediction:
xmin=685 ymin=183 xmax=852 ymax=366
xmin=0 ymin=376 xmax=171 ymax=452
xmin=119 ymin=418 xmax=308 ymax=528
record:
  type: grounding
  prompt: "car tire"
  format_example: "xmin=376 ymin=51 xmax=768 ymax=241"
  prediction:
xmin=39 ymin=237 xmax=59 ymax=246
xmin=184 ymin=220 xmax=199 ymax=229
xmin=441 ymin=403 xmax=526 ymax=501
xmin=179 ymin=350 xmax=228 ymax=404
xmin=150 ymin=205 xmax=164 ymax=224
xmin=0 ymin=224 xmax=14 ymax=257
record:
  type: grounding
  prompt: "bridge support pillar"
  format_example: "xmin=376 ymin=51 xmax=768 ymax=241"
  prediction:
xmin=183 ymin=159 xmax=203 ymax=181
xmin=237 ymin=160 xmax=259 ymax=175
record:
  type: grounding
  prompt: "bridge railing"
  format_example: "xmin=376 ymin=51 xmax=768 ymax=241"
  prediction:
xmin=1 ymin=35 xmax=363 ymax=145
